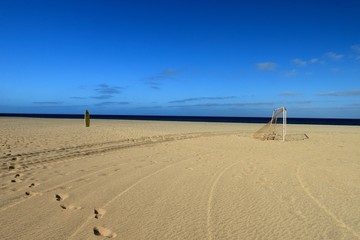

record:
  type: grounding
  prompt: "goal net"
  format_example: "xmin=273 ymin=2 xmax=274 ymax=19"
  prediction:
xmin=253 ymin=107 xmax=287 ymax=141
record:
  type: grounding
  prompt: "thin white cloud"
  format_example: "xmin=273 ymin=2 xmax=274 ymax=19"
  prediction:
xmin=309 ymin=58 xmax=318 ymax=64
xmin=330 ymin=68 xmax=340 ymax=72
xmin=351 ymin=44 xmax=360 ymax=60
xmin=95 ymin=101 xmax=130 ymax=106
xmin=91 ymin=84 xmax=123 ymax=100
xmin=169 ymin=96 xmax=236 ymax=104
xmin=351 ymin=44 xmax=360 ymax=53
xmin=170 ymin=102 xmax=277 ymax=108
xmin=170 ymin=100 xmax=313 ymax=109
xmin=325 ymin=52 xmax=344 ymax=61
xmin=161 ymin=69 xmax=177 ymax=75
xmin=256 ymin=62 xmax=277 ymax=71
xmin=287 ymin=100 xmax=314 ymax=104
xmin=32 ymin=102 xmax=63 ymax=105
xmin=91 ymin=95 xmax=113 ymax=100
xmin=279 ymin=92 xmax=302 ymax=97
xmin=282 ymin=69 xmax=298 ymax=77
xmin=70 ymin=97 xmax=86 ymax=100
xmin=317 ymin=90 xmax=360 ymax=97
xmin=292 ymin=58 xmax=319 ymax=67
xmin=95 ymin=84 xmax=122 ymax=95
xmin=292 ymin=58 xmax=307 ymax=67
xmin=144 ymin=68 xmax=178 ymax=90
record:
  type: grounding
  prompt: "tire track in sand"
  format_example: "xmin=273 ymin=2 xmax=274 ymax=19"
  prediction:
xmin=68 ymin=152 xmax=216 ymax=239
xmin=0 ymin=131 xmax=238 ymax=177
xmin=296 ymin=164 xmax=360 ymax=239
xmin=207 ymin=162 xmax=239 ymax=240
xmin=0 ymin=132 xmax=222 ymax=211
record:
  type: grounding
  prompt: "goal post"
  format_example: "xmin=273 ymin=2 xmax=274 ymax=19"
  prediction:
xmin=283 ymin=107 xmax=287 ymax=141
xmin=253 ymin=107 xmax=287 ymax=141
xmin=273 ymin=107 xmax=287 ymax=141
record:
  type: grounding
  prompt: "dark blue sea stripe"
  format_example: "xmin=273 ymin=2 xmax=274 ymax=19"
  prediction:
xmin=0 ymin=113 xmax=359 ymax=126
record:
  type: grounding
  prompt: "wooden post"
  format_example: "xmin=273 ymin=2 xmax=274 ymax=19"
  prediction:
xmin=85 ymin=109 xmax=90 ymax=127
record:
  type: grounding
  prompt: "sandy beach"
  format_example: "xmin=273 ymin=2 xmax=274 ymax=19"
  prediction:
xmin=0 ymin=117 xmax=360 ymax=240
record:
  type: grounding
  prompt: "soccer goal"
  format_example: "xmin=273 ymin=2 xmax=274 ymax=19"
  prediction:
xmin=253 ymin=107 xmax=287 ymax=141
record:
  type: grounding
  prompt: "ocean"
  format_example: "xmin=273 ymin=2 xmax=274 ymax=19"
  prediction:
xmin=0 ymin=113 xmax=360 ymax=126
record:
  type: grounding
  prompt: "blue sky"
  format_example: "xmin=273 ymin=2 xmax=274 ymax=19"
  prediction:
xmin=0 ymin=0 xmax=359 ymax=118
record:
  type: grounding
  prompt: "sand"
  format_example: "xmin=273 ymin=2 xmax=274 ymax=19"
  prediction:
xmin=0 ymin=117 xmax=360 ymax=240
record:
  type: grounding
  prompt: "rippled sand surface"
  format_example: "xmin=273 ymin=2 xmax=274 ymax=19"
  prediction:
xmin=1 ymin=118 xmax=360 ymax=239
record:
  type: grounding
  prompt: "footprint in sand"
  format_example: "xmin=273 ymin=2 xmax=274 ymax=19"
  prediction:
xmin=60 ymin=204 xmax=82 ymax=210
xmin=55 ymin=193 xmax=69 ymax=201
xmin=8 ymin=164 xmax=18 ymax=170
xmin=11 ymin=178 xmax=22 ymax=183
xmin=94 ymin=208 xmax=106 ymax=219
xmin=25 ymin=191 xmax=41 ymax=197
xmin=93 ymin=226 xmax=116 ymax=238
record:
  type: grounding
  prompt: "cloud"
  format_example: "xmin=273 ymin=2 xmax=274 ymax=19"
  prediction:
xmin=292 ymin=58 xmax=319 ymax=67
xmin=144 ymin=68 xmax=178 ymax=89
xmin=330 ymin=67 xmax=340 ymax=72
xmin=70 ymin=97 xmax=86 ymax=100
xmin=351 ymin=44 xmax=360 ymax=53
xmin=91 ymin=95 xmax=113 ymax=100
xmin=287 ymin=100 xmax=314 ymax=104
xmin=325 ymin=52 xmax=344 ymax=61
xmin=282 ymin=69 xmax=298 ymax=77
xmin=170 ymin=102 xmax=277 ymax=108
xmin=317 ymin=90 xmax=360 ymax=96
xmin=351 ymin=45 xmax=360 ymax=60
xmin=309 ymin=58 xmax=319 ymax=64
xmin=95 ymin=84 xmax=122 ymax=95
xmin=32 ymin=102 xmax=63 ymax=105
xmin=170 ymin=98 xmax=314 ymax=109
xmin=279 ymin=92 xmax=302 ymax=97
xmin=146 ymin=81 xmax=161 ymax=90
xmin=92 ymin=84 xmax=123 ymax=99
xmin=145 ymin=75 xmax=170 ymax=82
xmin=292 ymin=58 xmax=307 ymax=67
xmin=161 ymin=69 xmax=177 ymax=76
xmin=135 ymin=105 xmax=163 ymax=110
xmin=256 ymin=62 xmax=277 ymax=71
xmin=169 ymin=96 xmax=236 ymax=104
xmin=94 ymin=101 xmax=130 ymax=107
